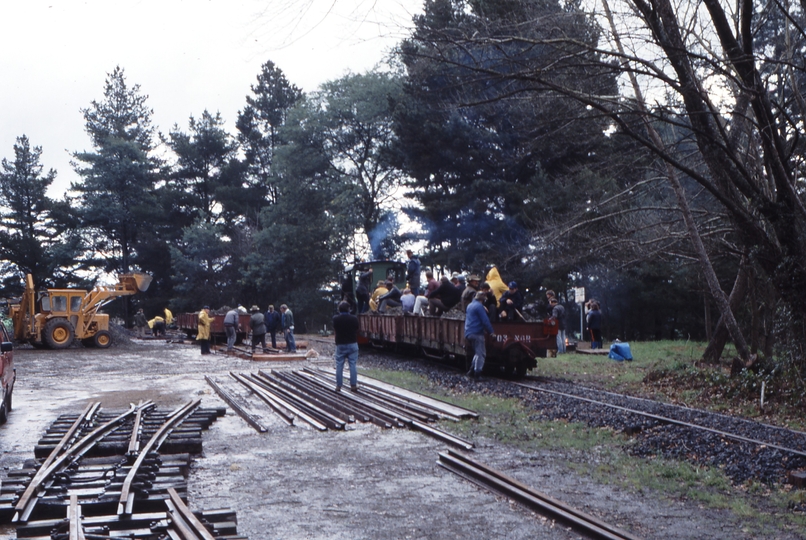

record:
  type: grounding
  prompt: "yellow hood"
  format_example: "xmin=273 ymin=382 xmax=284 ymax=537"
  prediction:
xmin=485 ymin=267 xmax=508 ymax=303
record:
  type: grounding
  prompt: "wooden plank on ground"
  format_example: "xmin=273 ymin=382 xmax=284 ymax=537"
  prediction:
xmin=575 ymin=348 xmax=609 ymax=356
xmin=251 ymin=353 xmax=308 ymax=362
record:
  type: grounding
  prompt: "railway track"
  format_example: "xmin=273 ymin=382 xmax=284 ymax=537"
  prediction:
xmin=438 ymin=450 xmax=641 ymax=540
xmin=354 ymin=347 xmax=806 ymax=484
xmin=0 ymin=400 xmax=246 ymax=539
xmin=515 ymin=378 xmax=806 ymax=461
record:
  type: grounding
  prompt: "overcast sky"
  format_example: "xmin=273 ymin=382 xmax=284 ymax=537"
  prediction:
xmin=0 ymin=0 xmax=419 ymax=197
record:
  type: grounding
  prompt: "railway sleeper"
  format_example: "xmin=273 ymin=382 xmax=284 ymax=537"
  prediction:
xmin=37 ymin=426 xmax=203 ymax=445
xmin=16 ymin=507 xmax=238 ymax=538
xmin=34 ymin=437 xmax=203 ymax=459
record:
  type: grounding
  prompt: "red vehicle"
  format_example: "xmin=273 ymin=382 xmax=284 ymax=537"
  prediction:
xmin=0 ymin=322 xmax=15 ymax=424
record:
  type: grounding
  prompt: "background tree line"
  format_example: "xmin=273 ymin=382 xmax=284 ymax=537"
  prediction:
xmin=1 ymin=0 xmax=804 ymax=376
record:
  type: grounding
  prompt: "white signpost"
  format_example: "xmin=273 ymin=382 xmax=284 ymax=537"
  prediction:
xmin=572 ymin=287 xmax=585 ymax=341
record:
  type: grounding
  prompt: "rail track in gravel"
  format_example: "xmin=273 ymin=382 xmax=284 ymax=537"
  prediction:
xmin=517 ymin=377 xmax=806 ymax=458
xmin=348 ymin=345 xmax=806 ymax=486
xmin=0 ymin=399 xmax=246 ymax=539
xmin=507 ymin=377 xmax=806 ymax=485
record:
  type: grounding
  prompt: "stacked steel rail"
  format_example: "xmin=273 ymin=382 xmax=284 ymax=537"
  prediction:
xmin=0 ymin=401 xmax=246 ymax=539
xmin=206 ymin=368 xmax=478 ymax=450
xmin=438 ymin=450 xmax=642 ymax=540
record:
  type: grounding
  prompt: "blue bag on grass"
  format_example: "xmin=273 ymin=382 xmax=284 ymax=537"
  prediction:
xmin=609 ymin=342 xmax=633 ymax=362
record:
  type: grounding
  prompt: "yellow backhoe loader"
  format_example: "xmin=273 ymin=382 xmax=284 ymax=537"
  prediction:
xmin=10 ymin=273 xmax=152 ymax=349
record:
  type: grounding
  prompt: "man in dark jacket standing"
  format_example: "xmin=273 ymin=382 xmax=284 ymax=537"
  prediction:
xmin=280 ymin=304 xmax=296 ymax=353
xmin=550 ymin=297 xmax=566 ymax=354
xmin=405 ymin=250 xmax=421 ymax=295
xmin=134 ymin=308 xmax=147 ymax=337
xmin=249 ymin=305 xmax=268 ymax=354
xmin=265 ymin=305 xmax=281 ymax=349
xmin=355 ymin=268 xmax=373 ymax=314
xmin=332 ymin=301 xmax=359 ymax=392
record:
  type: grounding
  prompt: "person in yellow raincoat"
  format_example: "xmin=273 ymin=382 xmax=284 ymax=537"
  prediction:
xmin=148 ymin=315 xmax=166 ymax=337
xmin=369 ymin=280 xmax=388 ymax=312
xmin=197 ymin=306 xmax=212 ymax=354
xmin=485 ymin=267 xmax=509 ymax=305
xmin=163 ymin=308 xmax=174 ymax=327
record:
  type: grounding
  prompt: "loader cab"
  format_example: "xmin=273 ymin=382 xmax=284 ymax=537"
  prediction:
xmin=38 ymin=290 xmax=86 ymax=329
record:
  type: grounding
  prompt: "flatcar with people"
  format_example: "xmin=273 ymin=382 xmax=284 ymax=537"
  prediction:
xmin=342 ymin=260 xmax=558 ymax=377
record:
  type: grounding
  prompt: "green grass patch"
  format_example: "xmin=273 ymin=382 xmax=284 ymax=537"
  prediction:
xmin=536 ymin=340 xmax=706 ymax=396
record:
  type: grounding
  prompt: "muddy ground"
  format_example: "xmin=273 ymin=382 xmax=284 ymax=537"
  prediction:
xmin=0 ymin=337 xmax=797 ymax=539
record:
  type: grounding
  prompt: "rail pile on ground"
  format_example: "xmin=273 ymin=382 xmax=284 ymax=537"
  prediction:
xmin=0 ymin=400 xmax=246 ymax=539
xmin=206 ymin=367 xmax=477 ymax=449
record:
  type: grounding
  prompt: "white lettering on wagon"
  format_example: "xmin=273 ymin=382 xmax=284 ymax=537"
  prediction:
xmin=494 ymin=334 xmax=531 ymax=342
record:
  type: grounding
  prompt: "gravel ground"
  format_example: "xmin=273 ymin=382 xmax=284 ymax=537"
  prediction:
xmin=0 ymin=335 xmax=802 ymax=539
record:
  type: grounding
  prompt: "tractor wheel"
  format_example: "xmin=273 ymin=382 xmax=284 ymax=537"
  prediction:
xmin=93 ymin=330 xmax=112 ymax=349
xmin=44 ymin=318 xmax=75 ymax=349
xmin=6 ymin=387 xmax=12 ymax=412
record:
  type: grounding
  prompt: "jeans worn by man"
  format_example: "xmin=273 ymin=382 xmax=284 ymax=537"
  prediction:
xmin=556 ymin=329 xmax=567 ymax=354
xmin=224 ymin=308 xmax=239 ymax=352
xmin=466 ymin=333 xmax=487 ymax=374
xmin=284 ymin=328 xmax=296 ymax=353
xmin=225 ymin=326 xmax=236 ymax=351
xmin=335 ymin=342 xmax=359 ymax=390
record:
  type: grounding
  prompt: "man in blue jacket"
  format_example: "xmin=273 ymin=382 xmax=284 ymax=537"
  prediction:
xmin=465 ymin=292 xmax=494 ymax=378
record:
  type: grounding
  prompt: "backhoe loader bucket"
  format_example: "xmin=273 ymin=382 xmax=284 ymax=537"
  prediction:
xmin=119 ymin=273 xmax=153 ymax=292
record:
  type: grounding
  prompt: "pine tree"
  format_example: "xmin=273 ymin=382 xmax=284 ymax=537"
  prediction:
xmin=0 ymin=135 xmax=80 ymax=292
xmin=72 ymin=66 xmax=162 ymax=274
